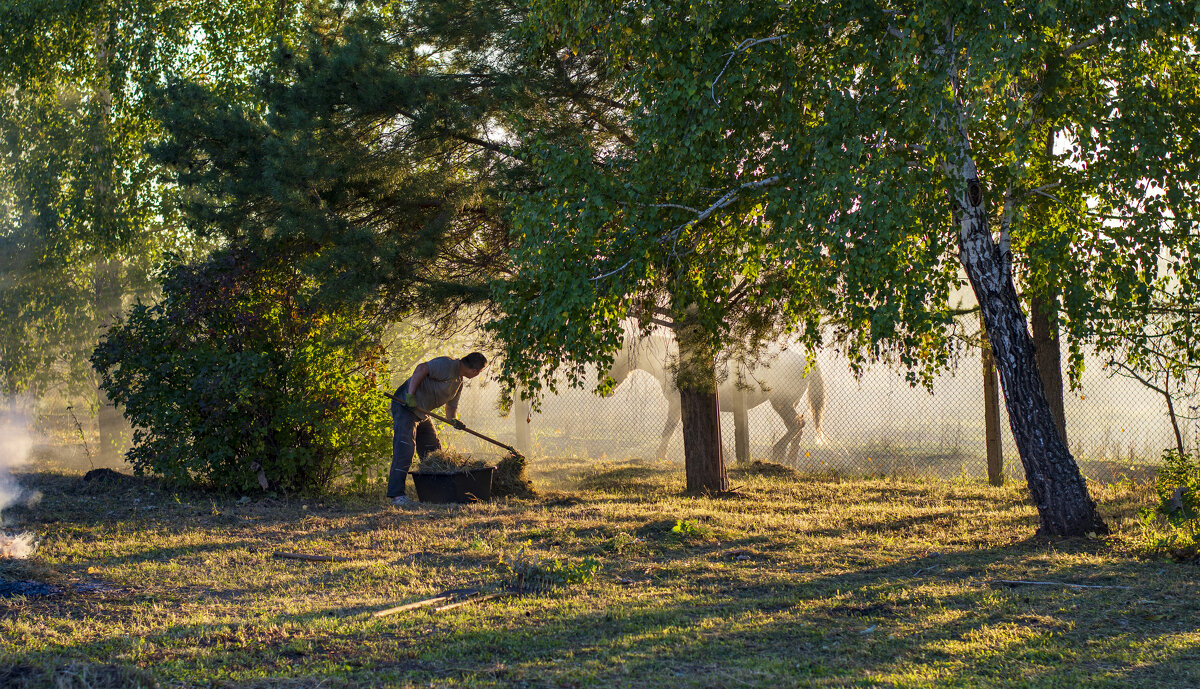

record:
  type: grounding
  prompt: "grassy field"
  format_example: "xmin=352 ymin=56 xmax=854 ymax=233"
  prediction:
xmin=1 ymin=457 xmax=1197 ymax=688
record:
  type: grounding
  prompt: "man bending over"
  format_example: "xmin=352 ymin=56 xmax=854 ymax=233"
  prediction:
xmin=388 ymin=352 xmax=487 ymax=506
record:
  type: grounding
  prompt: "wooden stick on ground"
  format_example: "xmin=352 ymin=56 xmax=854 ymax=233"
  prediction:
xmin=273 ymin=552 xmax=350 ymax=562
xmin=372 ymin=588 xmax=482 ymax=618
xmin=373 ymin=595 xmax=456 ymax=618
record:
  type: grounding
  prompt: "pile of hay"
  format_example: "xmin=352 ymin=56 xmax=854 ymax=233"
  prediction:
xmin=492 ymin=452 xmax=536 ymax=498
xmin=415 ymin=448 xmax=490 ymax=473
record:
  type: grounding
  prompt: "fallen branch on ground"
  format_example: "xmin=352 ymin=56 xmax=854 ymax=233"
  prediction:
xmin=373 ymin=588 xmax=507 ymax=618
xmin=373 ymin=589 xmax=479 ymax=617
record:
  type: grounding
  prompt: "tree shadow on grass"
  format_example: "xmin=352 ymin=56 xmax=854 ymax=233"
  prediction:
xmin=16 ymin=540 xmax=1196 ymax=688
xmin=10 ymin=465 xmax=1193 ymax=687
xmin=575 ymin=462 xmax=676 ymax=493
xmin=411 ymin=542 xmax=1198 ymax=688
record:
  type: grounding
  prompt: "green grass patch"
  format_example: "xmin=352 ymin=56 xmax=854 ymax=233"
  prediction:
xmin=1 ymin=458 xmax=1197 ymax=688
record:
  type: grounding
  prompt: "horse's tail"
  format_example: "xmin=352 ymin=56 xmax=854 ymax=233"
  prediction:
xmin=807 ymin=364 xmax=827 ymax=445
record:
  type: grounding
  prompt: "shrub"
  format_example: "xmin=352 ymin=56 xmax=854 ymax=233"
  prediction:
xmin=91 ymin=250 xmax=390 ymax=494
xmin=1137 ymin=449 xmax=1200 ymax=559
xmin=1153 ymin=449 xmax=1200 ymax=516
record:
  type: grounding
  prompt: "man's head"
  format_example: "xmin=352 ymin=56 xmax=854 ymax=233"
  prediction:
xmin=459 ymin=352 xmax=487 ymax=379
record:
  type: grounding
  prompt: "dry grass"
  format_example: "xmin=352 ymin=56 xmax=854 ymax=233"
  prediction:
xmin=0 ymin=456 xmax=1196 ymax=688
xmin=492 ymin=453 xmax=536 ymax=499
xmin=413 ymin=448 xmax=490 ymax=473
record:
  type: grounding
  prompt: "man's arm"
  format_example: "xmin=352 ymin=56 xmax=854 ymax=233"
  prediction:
xmin=444 ymin=386 xmax=462 ymax=420
xmin=407 ymin=362 xmax=430 ymax=396
xmin=405 ymin=362 xmax=430 ymax=405
xmin=444 ymin=386 xmax=464 ymax=428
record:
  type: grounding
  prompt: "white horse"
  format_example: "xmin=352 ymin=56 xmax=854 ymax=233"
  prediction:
xmin=608 ymin=335 xmax=826 ymax=463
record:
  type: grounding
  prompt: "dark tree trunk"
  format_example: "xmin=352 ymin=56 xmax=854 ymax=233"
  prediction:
xmin=1030 ymin=126 xmax=1069 ymax=447
xmin=956 ymin=173 xmax=1107 ymax=537
xmin=679 ymin=385 xmax=727 ymax=492
xmin=980 ymin=316 xmax=1004 ymax=486
xmin=1030 ymin=292 xmax=1068 ymax=445
xmin=674 ymin=315 xmax=727 ymax=493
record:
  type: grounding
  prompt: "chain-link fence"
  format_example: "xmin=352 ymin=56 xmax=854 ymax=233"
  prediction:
xmin=448 ymin=343 xmax=1193 ymax=484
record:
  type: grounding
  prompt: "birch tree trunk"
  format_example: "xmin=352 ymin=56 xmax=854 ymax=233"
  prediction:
xmin=95 ymin=258 xmax=124 ymax=462
xmin=954 ymin=163 xmax=1107 ymax=536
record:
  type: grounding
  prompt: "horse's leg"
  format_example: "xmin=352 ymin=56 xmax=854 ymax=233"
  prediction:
xmin=807 ymin=365 xmax=827 ymax=444
xmin=787 ymin=416 xmax=807 ymax=464
xmin=657 ymin=391 xmax=681 ymax=460
xmin=770 ymin=398 xmax=803 ymax=464
xmin=771 ymin=427 xmax=796 ymax=463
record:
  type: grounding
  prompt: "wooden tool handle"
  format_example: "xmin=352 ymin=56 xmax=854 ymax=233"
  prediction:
xmin=380 ymin=391 xmax=522 ymax=456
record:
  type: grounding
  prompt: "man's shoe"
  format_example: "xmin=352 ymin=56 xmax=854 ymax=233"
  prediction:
xmin=391 ymin=495 xmax=419 ymax=508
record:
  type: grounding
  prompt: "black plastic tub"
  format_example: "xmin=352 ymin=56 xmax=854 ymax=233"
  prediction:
xmin=410 ymin=467 xmax=496 ymax=504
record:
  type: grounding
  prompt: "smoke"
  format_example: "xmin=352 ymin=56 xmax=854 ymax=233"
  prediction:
xmin=1 ymin=402 xmax=38 ymax=559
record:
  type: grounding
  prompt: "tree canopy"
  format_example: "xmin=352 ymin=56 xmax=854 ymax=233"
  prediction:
xmin=0 ymin=0 xmax=301 ymax=404
xmin=483 ymin=0 xmax=1200 ymax=529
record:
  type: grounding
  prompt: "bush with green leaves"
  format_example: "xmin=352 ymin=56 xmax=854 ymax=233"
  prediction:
xmin=91 ymin=250 xmax=390 ymax=494
xmin=1137 ymin=449 xmax=1200 ymax=559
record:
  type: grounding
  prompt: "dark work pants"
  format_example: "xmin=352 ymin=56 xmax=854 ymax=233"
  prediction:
xmin=388 ymin=405 xmax=442 ymax=498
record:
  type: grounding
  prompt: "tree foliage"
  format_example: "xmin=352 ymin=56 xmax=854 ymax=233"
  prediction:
xmin=0 ymin=0 xmax=302 ymax=401
xmin=488 ymin=2 xmax=962 ymax=406
xmin=488 ymin=1 xmax=1200 ymax=528
xmin=152 ymin=3 xmax=534 ymax=323
xmin=130 ymin=2 xmax=535 ymax=490
xmin=496 ymin=0 xmax=1200 ymax=383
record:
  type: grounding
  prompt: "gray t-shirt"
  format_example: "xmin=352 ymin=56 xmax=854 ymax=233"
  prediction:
xmin=400 ymin=356 xmax=463 ymax=419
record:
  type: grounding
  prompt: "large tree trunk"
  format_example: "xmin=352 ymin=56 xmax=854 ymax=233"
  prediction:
xmin=680 ymin=386 xmax=726 ymax=492
xmin=954 ymin=164 xmax=1107 ymax=537
xmin=674 ymin=315 xmax=727 ymax=493
xmin=1030 ymin=292 xmax=1068 ymax=445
